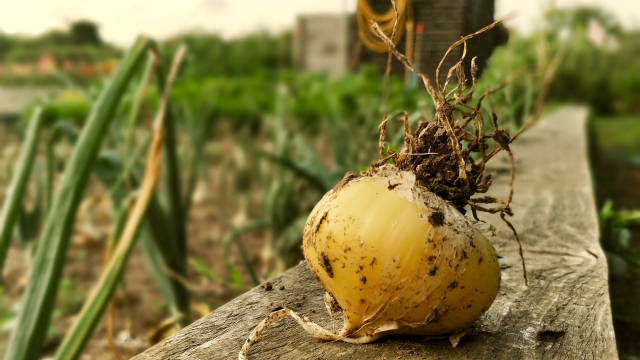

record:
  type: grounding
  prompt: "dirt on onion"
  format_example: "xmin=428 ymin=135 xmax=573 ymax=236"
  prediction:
xmin=238 ymin=9 xmax=536 ymax=360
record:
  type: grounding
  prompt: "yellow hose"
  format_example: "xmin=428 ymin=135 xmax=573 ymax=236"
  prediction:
xmin=357 ymin=0 xmax=409 ymax=53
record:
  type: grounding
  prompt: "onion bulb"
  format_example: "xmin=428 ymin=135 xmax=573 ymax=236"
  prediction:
xmin=302 ymin=165 xmax=500 ymax=341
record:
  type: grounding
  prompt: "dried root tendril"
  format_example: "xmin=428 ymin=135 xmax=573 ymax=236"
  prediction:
xmin=370 ymin=17 xmax=538 ymax=285
xmin=239 ymin=306 xmax=379 ymax=360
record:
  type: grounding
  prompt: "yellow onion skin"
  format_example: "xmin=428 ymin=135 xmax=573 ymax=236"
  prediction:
xmin=302 ymin=165 xmax=500 ymax=340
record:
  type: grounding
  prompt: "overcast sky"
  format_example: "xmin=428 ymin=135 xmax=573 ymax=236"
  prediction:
xmin=0 ymin=0 xmax=638 ymax=46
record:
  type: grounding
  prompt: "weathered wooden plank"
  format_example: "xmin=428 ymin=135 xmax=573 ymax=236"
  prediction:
xmin=133 ymin=106 xmax=617 ymax=359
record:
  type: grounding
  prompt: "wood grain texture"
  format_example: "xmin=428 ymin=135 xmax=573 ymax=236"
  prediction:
xmin=132 ymin=106 xmax=618 ymax=359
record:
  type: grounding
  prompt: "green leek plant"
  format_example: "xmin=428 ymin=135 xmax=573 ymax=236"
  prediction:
xmin=0 ymin=107 xmax=44 ymax=276
xmin=40 ymin=45 xmax=194 ymax=333
xmin=4 ymin=37 xmax=153 ymax=360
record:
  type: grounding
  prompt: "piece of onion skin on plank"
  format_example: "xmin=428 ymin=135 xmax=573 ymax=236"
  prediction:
xmin=302 ymin=165 xmax=501 ymax=339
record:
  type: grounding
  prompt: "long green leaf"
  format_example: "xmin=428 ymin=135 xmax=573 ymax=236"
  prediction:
xmin=155 ymin=55 xmax=191 ymax=325
xmin=0 ymin=107 xmax=44 ymax=275
xmin=143 ymin=193 xmax=187 ymax=319
xmin=45 ymin=120 xmax=79 ymax=211
xmin=17 ymin=160 xmax=45 ymax=270
xmin=182 ymin=103 xmax=209 ymax=214
xmin=4 ymin=37 xmax=153 ymax=360
xmin=125 ymin=55 xmax=156 ymax=157
xmin=138 ymin=230 xmax=180 ymax=317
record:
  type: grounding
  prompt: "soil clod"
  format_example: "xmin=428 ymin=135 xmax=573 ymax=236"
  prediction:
xmin=320 ymin=252 xmax=334 ymax=278
xmin=428 ymin=211 xmax=446 ymax=227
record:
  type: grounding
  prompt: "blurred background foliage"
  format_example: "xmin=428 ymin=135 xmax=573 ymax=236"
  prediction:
xmin=0 ymin=4 xmax=639 ymax=360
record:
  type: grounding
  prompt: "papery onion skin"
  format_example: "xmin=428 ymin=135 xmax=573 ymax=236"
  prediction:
xmin=302 ymin=165 xmax=501 ymax=339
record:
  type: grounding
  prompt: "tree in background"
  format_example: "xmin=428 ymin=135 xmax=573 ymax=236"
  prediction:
xmin=70 ymin=20 xmax=102 ymax=46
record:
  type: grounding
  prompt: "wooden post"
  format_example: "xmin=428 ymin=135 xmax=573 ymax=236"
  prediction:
xmin=132 ymin=106 xmax=618 ymax=359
